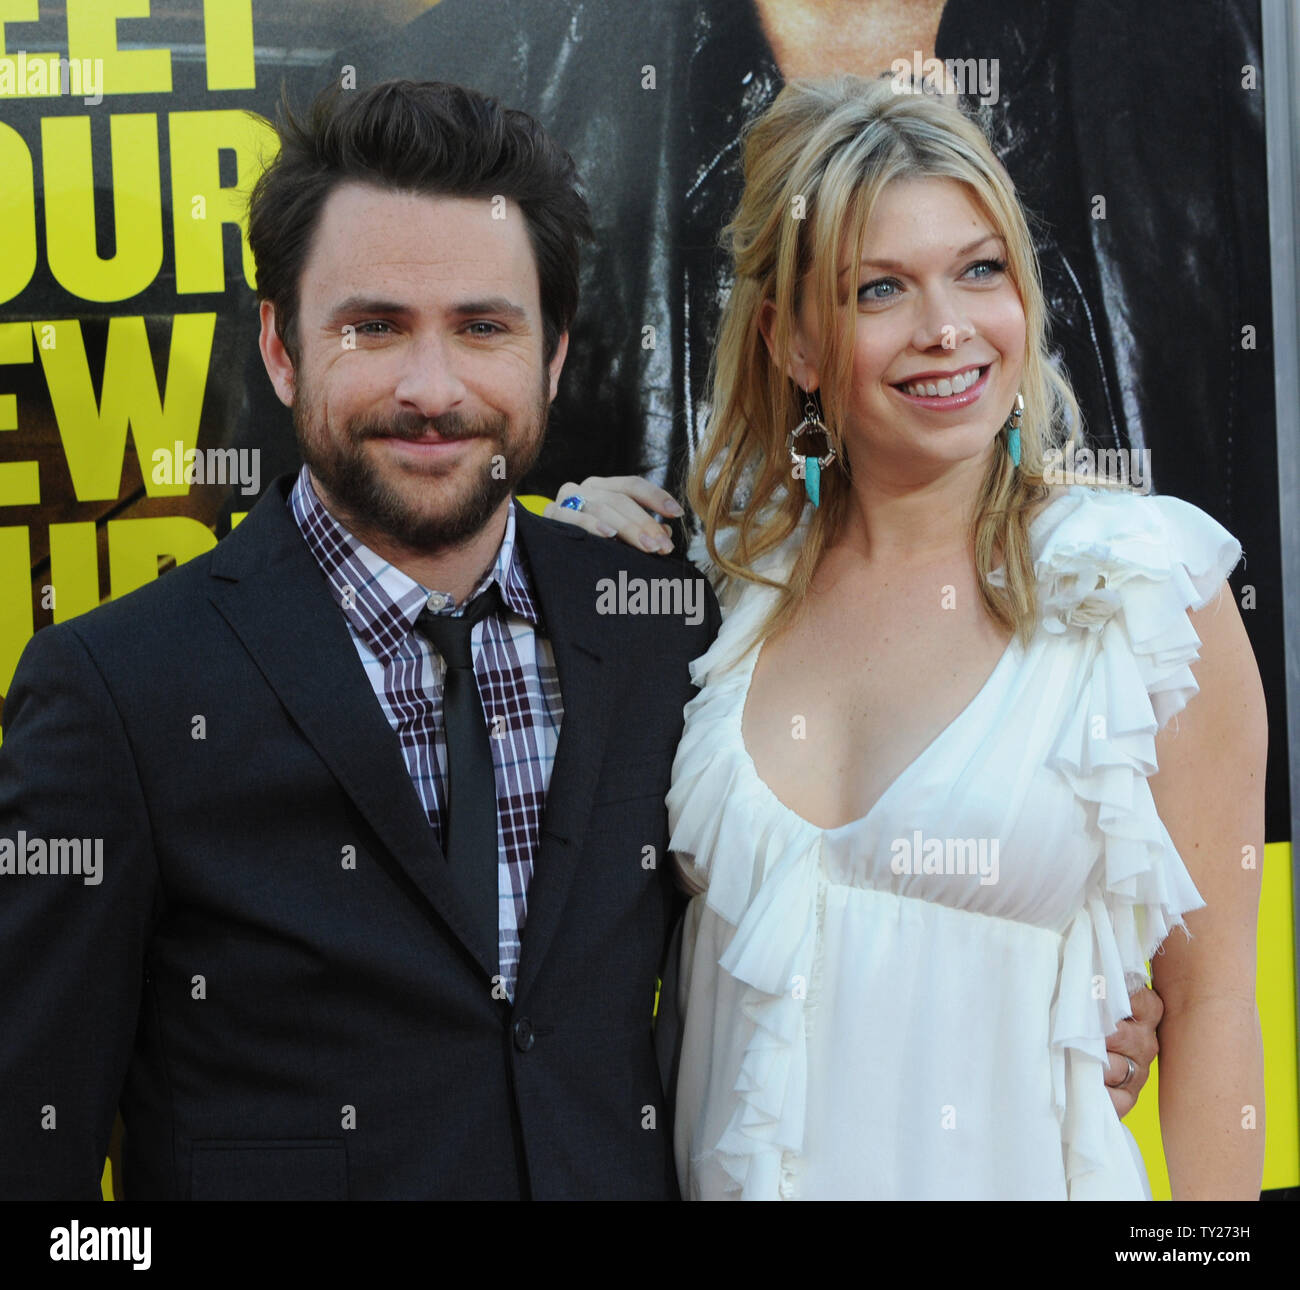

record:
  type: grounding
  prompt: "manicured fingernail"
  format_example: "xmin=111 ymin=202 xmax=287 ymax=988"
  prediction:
xmin=597 ymin=523 xmax=617 ymax=537
xmin=662 ymin=498 xmax=685 ymax=516
xmin=638 ymin=532 xmax=661 ymax=551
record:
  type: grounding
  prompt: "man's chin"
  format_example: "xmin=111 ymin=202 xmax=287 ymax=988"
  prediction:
xmin=325 ymin=452 xmax=514 ymax=550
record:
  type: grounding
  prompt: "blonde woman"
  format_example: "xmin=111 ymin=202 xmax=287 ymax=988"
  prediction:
xmin=550 ymin=78 xmax=1265 ymax=1200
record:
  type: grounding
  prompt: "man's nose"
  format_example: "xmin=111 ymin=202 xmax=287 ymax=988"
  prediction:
xmin=391 ymin=332 xmax=468 ymax=417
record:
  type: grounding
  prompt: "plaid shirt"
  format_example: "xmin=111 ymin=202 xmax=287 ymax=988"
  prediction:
xmin=289 ymin=467 xmax=563 ymax=998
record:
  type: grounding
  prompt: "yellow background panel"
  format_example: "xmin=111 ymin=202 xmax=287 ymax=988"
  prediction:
xmin=1127 ymin=840 xmax=1298 ymax=1197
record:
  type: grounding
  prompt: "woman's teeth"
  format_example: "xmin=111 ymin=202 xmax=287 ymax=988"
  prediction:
xmin=898 ymin=366 xmax=982 ymax=398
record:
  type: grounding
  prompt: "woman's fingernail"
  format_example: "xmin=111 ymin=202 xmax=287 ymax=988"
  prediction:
xmin=638 ymin=531 xmax=661 ymax=551
xmin=597 ymin=523 xmax=617 ymax=537
xmin=663 ymin=498 xmax=685 ymax=516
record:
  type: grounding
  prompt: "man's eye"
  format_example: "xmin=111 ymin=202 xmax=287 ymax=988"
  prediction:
xmin=464 ymin=321 xmax=502 ymax=336
xmin=356 ymin=321 xmax=393 ymax=335
xmin=858 ymin=278 xmax=900 ymax=302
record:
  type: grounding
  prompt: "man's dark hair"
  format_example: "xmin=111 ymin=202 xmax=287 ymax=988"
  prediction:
xmin=247 ymin=79 xmax=592 ymax=367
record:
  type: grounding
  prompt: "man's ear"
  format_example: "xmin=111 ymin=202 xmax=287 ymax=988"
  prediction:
xmin=258 ymin=300 xmax=296 ymax=407
xmin=757 ymin=297 xmax=820 ymax=394
xmin=546 ymin=329 xmax=570 ymax=402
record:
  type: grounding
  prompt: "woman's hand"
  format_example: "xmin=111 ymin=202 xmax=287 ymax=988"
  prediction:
xmin=543 ymin=476 xmax=684 ymax=554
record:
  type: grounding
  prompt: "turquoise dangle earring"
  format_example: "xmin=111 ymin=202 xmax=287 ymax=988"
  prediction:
xmin=787 ymin=398 xmax=837 ymax=507
xmin=1005 ymin=392 xmax=1024 ymax=468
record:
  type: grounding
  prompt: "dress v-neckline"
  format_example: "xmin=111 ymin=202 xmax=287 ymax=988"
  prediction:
xmin=737 ymin=629 xmax=1021 ymax=837
xmin=727 ymin=487 xmax=1080 ymax=836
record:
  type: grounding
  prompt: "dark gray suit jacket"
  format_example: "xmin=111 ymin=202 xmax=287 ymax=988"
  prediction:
xmin=0 ymin=475 xmax=719 ymax=1199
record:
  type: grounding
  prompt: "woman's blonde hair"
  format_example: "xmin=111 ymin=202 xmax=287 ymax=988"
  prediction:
xmin=687 ymin=75 xmax=1082 ymax=648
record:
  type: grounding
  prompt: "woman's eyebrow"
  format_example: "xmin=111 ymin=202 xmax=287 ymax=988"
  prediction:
xmin=857 ymin=234 xmax=1006 ymax=271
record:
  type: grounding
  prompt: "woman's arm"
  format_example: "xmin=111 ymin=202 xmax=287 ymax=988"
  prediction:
xmin=543 ymin=476 xmax=682 ymax=553
xmin=1148 ymin=581 xmax=1267 ymax=1200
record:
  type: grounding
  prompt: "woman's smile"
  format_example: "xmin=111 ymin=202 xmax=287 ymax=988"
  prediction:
xmin=890 ymin=362 xmax=992 ymax=410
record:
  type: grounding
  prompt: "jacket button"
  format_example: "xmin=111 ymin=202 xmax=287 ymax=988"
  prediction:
xmin=513 ymin=1018 xmax=535 ymax=1052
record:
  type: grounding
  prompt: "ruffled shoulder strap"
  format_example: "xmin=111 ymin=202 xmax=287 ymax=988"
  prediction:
xmin=1031 ymin=487 xmax=1243 ymax=1196
xmin=1028 ymin=485 xmax=1242 ymax=727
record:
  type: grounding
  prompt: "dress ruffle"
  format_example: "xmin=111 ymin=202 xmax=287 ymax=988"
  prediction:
xmin=671 ymin=487 xmax=1242 ymax=1199
xmin=1031 ymin=489 xmax=1241 ymax=1196
xmin=672 ymin=520 xmax=819 ymax=1196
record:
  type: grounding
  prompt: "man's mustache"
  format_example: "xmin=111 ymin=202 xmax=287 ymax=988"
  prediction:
xmin=352 ymin=410 xmax=503 ymax=443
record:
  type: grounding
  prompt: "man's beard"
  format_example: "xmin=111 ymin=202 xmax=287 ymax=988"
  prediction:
xmin=293 ymin=378 xmax=549 ymax=550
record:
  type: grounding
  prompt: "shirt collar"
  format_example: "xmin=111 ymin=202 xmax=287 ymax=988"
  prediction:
xmin=288 ymin=466 xmax=541 ymax=664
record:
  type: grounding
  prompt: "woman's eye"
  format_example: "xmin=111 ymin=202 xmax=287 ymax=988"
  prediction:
xmin=965 ymin=258 xmax=1007 ymax=280
xmin=858 ymin=278 xmax=900 ymax=302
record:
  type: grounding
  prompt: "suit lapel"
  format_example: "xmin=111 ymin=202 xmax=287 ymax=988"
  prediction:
xmin=207 ymin=477 xmax=498 ymax=977
xmin=510 ymin=501 xmax=616 ymax=1003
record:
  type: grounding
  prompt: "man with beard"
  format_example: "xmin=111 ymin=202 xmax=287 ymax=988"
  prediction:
xmin=0 ymin=80 xmax=718 ymax=1200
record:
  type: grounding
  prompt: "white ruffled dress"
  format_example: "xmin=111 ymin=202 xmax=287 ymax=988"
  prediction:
xmin=668 ymin=485 xmax=1242 ymax=1200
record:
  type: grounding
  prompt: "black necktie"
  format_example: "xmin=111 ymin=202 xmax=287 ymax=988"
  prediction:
xmin=416 ymin=583 xmax=503 ymax=971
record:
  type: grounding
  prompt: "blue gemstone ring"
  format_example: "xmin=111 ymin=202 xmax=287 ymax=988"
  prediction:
xmin=559 ymin=494 xmax=586 ymax=512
